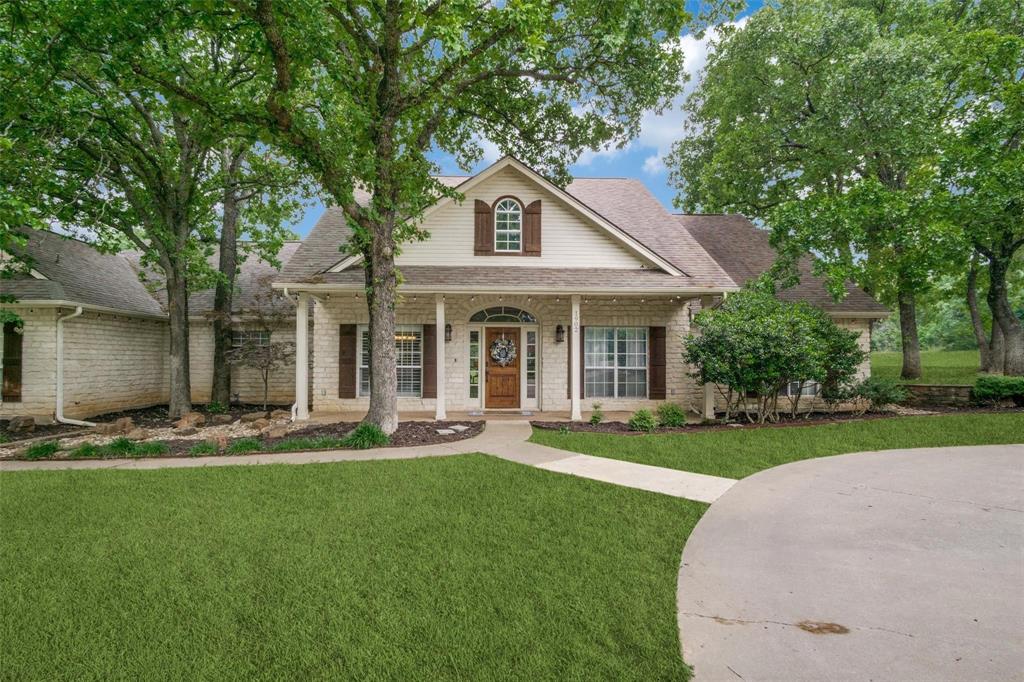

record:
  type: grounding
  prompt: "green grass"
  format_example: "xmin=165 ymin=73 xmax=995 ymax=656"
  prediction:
xmin=23 ymin=440 xmax=60 ymax=460
xmin=188 ymin=441 xmax=218 ymax=457
xmin=531 ymin=412 xmax=1024 ymax=479
xmin=871 ymin=349 xmax=981 ymax=384
xmin=225 ymin=437 xmax=263 ymax=455
xmin=267 ymin=435 xmax=349 ymax=452
xmin=0 ymin=455 xmax=703 ymax=680
xmin=67 ymin=438 xmax=169 ymax=460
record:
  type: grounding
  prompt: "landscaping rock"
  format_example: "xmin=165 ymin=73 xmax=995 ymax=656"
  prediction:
xmin=449 ymin=424 xmax=469 ymax=432
xmin=435 ymin=428 xmax=456 ymax=436
xmin=126 ymin=428 xmax=149 ymax=441
xmin=6 ymin=416 xmax=35 ymax=433
xmin=241 ymin=411 xmax=268 ymax=423
xmin=209 ymin=414 xmax=234 ymax=425
xmin=206 ymin=435 xmax=229 ymax=451
xmin=114 ymin=416 xmax=135 ymax=433
xmin=174 ymin=412 xmax=205 ymax=429
xmin=250 ymin=418 xmax=270 ymax=431
xmin=92 ymin=422 xmax=120 ymax=436
xmin=176 ymin=427 xmax=198 ymax=436
xmin=262 ymin=426 xmax=288 ymax=439
xmin=269 ymin=409 xmax=291 ymax=420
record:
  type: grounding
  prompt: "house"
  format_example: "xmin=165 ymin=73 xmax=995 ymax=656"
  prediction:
xmin=0 ymin=156 xmax=887 ymax=424
xmin=275 ymin=157 xmax=887 ymax=422
xmin=0 ymin=231 xmax=301 ymax=422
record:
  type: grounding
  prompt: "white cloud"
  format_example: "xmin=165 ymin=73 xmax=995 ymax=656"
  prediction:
xmin=478 ymin=136 xmax=502 ymax=164
xmin=576 ymin=18 xmax=748 ymax=173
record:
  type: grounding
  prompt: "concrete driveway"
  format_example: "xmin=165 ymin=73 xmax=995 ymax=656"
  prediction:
xmin=678 ymin=444 xmax=1024 ymax=681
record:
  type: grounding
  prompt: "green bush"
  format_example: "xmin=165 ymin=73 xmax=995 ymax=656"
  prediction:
xmin=105 ymin=437 xmax=136 ymax=456
xmin=206 ymin=401 xmax=227 ymax=415
xmin=67 ymin=439 xmax=169 ymax=459
xmin=589 ymin=403 xmax=604 ymax=425
xmin=24 ymin=440 xmax=60 ymax=460
xmin=656 ymin=403 xmax=687 ymax=427
xmin=68 ymin=443 xmax=103 ymax=459
xmin=188 ymin=441 xmax=218 ymax=457
xmin=226 ymin=438 xmax=263 ymax=455
xmin=627 ymin=409 xmax=657 ymax=433
xmin=131 ymin=442 xmax=169 ymax=457
xmin=855 ymin=377 xmax=909 ymax=411
xmin=972 ymin=375 xmax=1024 ymax=405
xmin=341 ymin=423 xmax=390 ymax=449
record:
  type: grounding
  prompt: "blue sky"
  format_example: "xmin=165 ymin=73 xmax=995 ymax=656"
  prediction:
xmin=288 ymin=1 xmax=765 ymax=237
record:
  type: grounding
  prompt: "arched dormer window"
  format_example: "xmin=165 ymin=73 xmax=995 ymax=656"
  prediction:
xmin=494 ymin=198 xmax=522 ymax=252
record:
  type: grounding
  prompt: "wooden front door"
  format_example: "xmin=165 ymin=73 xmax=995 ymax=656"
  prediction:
xmin=485 ymin=327 xmax=520 ymax=408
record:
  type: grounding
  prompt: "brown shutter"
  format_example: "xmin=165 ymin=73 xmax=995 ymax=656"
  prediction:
xmin=568 ymin=326 xmax=585 ymax=399
xmin=338 ymin=324 xmax=357 ymax=398
xmin=2 ymin=322 xmax=22 ymax=402
xmin=523 ymin=200 xmax=541 ymax=256
xmin=421 ymin=324 xmax=436 ymax=399
xmin=474 ymin=200 xmax=493 ymax=255
xmin=649 ymin=326 xmax=666 ymax=400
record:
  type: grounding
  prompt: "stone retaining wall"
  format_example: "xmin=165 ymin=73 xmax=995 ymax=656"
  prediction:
xmin=903 ymin=384 xmax=973 ymax=407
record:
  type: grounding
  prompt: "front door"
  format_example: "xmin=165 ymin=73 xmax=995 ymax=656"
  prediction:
xmin=485 ymin=327 xmax=520 ymax=408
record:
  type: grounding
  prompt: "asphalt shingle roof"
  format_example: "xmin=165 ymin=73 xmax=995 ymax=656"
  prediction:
xmin=677 ymin=214 xmax=888 ymax=316
xmin=1 ymin=230 xmax=165 ymax=317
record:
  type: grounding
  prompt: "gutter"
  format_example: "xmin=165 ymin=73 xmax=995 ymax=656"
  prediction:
xmin=55 ymin=306 xmax=95 ymax=427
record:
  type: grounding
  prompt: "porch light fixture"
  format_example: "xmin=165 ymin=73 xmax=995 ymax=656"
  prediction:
xmin=444 ymin=323 xmax=452 ymax=342
xmin=555 ymin=324 xmax=565 ymax=343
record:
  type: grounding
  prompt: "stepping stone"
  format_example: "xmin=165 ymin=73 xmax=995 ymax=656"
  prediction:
xmin=436 ymin=429 xmax=456 ymax=436
xmin=450 ymin=425 xmax=469 ymax=432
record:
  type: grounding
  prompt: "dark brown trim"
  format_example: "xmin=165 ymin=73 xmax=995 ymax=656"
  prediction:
xmin=422 ymin=324 xmax=437 ymax=399
xmin=338 ymin=324 xmax=357 ymax=398
xmin=482 ymin=195 xmax=536 ymax=257
xmin=2 ymin=322 xmax=22 ymax=402
xmin=649 ymin=326 xmax=667 ymax=400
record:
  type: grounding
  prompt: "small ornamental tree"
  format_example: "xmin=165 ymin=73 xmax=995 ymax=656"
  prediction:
xmin=226 ymin=340 xmax=296 ymax=411
xmin=226 ymin=276 xmax=297 ymax=410
xmin=684 ymin=286 xmax=863 ymax=423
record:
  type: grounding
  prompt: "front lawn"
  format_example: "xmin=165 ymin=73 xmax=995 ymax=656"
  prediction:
xmin=871 ymin=349 xmax=981 ymax=384
xmin=0 ymin=455 xmax=703 ymax=680
xmin=531 ymin=412 xmax=1024 ymax=479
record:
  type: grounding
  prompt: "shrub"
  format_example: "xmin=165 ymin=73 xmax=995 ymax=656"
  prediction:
xmin=972 ymin=375 xmax=1024 ymax=406
xmin=628 ymin=409 xmax=657 ymax=433
xmin=589 ymin=403 xmax=604 ymax=425
xmin=226 ymin=438 xmax=263 ymax=455
xmin=68 ymin=443 xmax=103 ymax=459
xmin=130 ymin=441 xmax=169 ymax=457
xmin=105 ymin=437 xmax=136 ymax=456
xmin=206 ymin=401 xmax=227 ymax=415
xmin=855 ymin=377 xmax=909 ymax=412
xmin=341 ymin=423 xmax=390 ymax=449
xmin=656 ymin=402 xmax=687 ymax=427
xmin=188 ymin=441 xmax=218 ymax=457
xmin=24 ymin=440 xmax=60 ymax=460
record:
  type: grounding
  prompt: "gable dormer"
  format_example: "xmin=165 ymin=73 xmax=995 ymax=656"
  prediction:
xmin=473 ymin=196 xmax=541 ymax=256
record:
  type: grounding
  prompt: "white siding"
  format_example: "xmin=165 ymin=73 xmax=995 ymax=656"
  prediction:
xmin=396 ymin=167 xmax=652 ymax=269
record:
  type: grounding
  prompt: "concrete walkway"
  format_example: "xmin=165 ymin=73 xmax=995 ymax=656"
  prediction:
xmin=0 ymin=421 xmax=737 ymax=503
xmin=678 ymin=444 xmax=1024 ymax=681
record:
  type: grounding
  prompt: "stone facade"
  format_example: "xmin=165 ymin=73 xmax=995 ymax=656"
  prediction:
xmin=0 ymin=307 xmax=58 ymax=420
xmin=188 ymin=320 xmax=298 ymax=406
xmin=311 ymin=293 xmax=703 ymax=415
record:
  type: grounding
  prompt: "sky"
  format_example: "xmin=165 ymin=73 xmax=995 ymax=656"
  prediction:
xmin=288 ymin=1 xmax=765 ymax=238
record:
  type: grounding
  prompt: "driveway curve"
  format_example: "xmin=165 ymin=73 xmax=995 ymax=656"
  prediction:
xmin=678 ymin=444 xmax=1024 ymax=682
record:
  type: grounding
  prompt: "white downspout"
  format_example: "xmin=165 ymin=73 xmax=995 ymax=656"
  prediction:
xmin=56 ymin=306 xmax=95 ymax=427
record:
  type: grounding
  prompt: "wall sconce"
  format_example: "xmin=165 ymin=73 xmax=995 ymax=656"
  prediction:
xmin=555 ymin=324 xmax=565 ymax=343
xmin=444 ymin=323 xmax=452 ymax=342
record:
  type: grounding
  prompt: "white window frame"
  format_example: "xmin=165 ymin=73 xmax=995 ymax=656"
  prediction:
xmin=357 ymin=324 xmax=423 ymax=398
xmin=584 ymin=326 xmax=649 ymax=399
xmin=494 ymin=198 xmax=523 ymax=253
xmin=231 ymin=329 xmax=271 ymax=348
xmin=781 ymin=380 xmax=820 ymax=397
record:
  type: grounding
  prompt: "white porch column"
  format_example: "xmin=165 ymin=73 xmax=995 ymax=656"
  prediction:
xmin=295 ymin=292 xmax=310 ymax=421
xmin=435 ymin=294 xmax=447 ymax=421
xmin=699 ymin=295 xmax=715 ymax=421
xmin=570 ymin=294 xmax=582 ymax=421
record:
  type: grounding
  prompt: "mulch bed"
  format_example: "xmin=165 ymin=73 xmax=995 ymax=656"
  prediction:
xmin=533 ymin=405 xmax=1023 ymax=435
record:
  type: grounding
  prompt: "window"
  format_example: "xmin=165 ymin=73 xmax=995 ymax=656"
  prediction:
xmin=358 ymin=326 xmax=423 ymax=398
xmin=469 ymin=306 xmax=536 ymax=323
xmin=526 ymin=330 xmax=537 ymax=399
xmin=584 ymin=327 xmax=648 ymax=399
xmin=494 ymin=198 xmax=522 ymax=252
xmin=231 ymin=330 xmax=270 ymax=348
xmin=781 ymin=380 xmax=820 ymax=397
xmin=469 ymin=329 xmax=480 ymax=399
xmin=2 ymin=322 xmax=23 ymax=402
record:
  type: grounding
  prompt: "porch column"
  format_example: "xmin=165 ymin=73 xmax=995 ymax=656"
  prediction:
xmin=295 ymin=292 xmax=310 ymax=421
xmin=435 ymin=294 xmax=447 ymax=421
xmin=570 ymin=294 xmax=582 ymax=421
xmin=699 ymin=295 xmax=715 ymax=421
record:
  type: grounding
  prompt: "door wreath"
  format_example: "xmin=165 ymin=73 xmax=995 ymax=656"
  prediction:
xmin=489 ymin=337 xmax=517 ymax=367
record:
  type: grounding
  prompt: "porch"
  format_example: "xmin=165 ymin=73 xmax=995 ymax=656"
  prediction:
xmin=290 ymin=290 xmax=720 ymax=422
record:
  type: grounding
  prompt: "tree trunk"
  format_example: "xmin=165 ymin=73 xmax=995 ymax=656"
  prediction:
xmin=990 ymin=321 xmax=1005 ymax=374
xmin=897 ymin=279 xmax=922 ymax=380
xmin=363 ymin=228 xmax=399 ymax=434
xmin=987 ymin=256 xmax=1024 ymax=376
xmin=966 ymin=258 xmax=991 ymax=372
xmin=166 ymin=265 xmax=192 ymax=418
xmin=211 ymin=158 xmax=241 ymax=406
